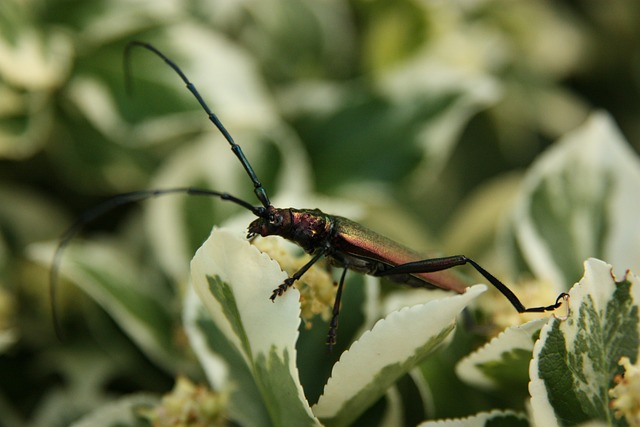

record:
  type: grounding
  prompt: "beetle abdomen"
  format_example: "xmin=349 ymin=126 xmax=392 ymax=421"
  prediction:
xmin=331 ymin=217 xmax=468 ymax=293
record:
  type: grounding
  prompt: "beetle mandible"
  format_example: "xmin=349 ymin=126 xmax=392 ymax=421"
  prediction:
xmin=51 ymin=41 xmax=568 ymax=349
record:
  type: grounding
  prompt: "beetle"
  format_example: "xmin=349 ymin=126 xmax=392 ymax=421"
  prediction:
xmin=51 ymin=41 xmax=568 ymax=349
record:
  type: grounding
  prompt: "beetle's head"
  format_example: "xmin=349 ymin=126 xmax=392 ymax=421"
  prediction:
xmin=247 ymin=206 xmax=289 ymax=238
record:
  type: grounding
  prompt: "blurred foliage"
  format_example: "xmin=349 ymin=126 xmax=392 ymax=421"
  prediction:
xmin=1 ymin=0 xmax=640 ymax=426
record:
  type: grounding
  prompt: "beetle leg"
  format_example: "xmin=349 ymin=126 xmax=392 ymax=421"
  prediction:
xmin=270 ymin=250 xmax=327 ymax=301
xmin=327 ymin=266 xmax=348 ymax=352
xmin=379 ymin=255 xmax=568 ymax=314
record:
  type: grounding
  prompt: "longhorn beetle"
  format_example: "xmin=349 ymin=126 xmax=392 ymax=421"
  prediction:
xmin=51 ymin=41 xmax=569 ymax=349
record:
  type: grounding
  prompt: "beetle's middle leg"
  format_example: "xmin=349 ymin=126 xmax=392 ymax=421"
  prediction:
xmin=326 ymin=265 xmax=349 ymax=352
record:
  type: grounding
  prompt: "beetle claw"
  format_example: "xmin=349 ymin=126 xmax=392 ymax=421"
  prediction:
xmin=553 ymin=293 xmax=570 ymax=321
xmin=270 ymin=278 xmax=296 ymax=301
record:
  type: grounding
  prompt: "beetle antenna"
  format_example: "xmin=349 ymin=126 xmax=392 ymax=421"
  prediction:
xmin=124 ymin=41 xmax=271 ymax=208
xmin=50 ymin=187 xmax=262 ymax=339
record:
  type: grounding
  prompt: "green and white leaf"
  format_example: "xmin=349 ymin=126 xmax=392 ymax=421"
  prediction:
xmin=417 ymin=410 xmax=529 ymax=427
xmin=505 ymin=112 xmax=640 ymax=288
xmin=456 ymin=318 xmax=548 ymax=390
xmin=529 ymin=258 xmax=640 ymax=427
xmin=27 ymin=240 xmax=182 ymax=373
xmin=70 ymin=394 xmax=158 ymax=427
xmin=375 ymin=11 xmax=502 ymax=184
xmin=190 ymin=228 xmax=320 ymax=427
xmin=183 ymin=285 xmax=272 ymax=427
xmin=372 ymin=370 xmax=443 ymax=427
xmin=313 ymin=285 xmax=486 ymax=427
xmin=0 ymin=17 xmax=73 ymax=160
xmin=377 ymin=387 xmax=404 ymax=427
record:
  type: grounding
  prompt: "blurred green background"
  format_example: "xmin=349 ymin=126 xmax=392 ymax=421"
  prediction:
xmin=1 ymin=0 xmax=639 ymax=425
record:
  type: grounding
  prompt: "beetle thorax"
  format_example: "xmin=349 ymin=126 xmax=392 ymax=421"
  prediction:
xmin=247 ymin=207 xmax=333 ymax=253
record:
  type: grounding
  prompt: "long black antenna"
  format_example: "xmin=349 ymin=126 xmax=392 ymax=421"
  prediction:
xmin=50 ymin=188 xmax=261 ymax=339
xmin=124 ymin=41 xmax=271 ymax=208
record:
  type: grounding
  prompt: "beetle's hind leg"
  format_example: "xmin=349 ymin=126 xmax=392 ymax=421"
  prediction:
xmin=379 ymin=255 xmax=568 ymax=315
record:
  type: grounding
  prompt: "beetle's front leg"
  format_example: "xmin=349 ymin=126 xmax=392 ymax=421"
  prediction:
xmin=270 ymin=250 xmax=327 ymax=301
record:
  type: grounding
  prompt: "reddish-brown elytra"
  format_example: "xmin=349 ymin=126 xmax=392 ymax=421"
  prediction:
xmin=51 ymin=42 xmax=568 ymax=349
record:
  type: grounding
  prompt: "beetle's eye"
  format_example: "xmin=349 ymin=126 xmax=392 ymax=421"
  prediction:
xmin=269 ymin=213 xmax=282 ymax=226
